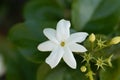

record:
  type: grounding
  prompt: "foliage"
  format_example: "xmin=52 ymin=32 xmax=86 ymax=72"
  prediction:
xmin=0 ymin=0 xmax=120 ymax=80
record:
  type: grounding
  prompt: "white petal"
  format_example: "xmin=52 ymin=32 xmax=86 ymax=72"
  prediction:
xmin=43 ymin=28 xmax=58 ymax=43
xmin=69 ymin=43 xmax=87 ymax=52
xmin=45 ymin=46 xmax=64 ymax=68
xmin=67 ymin=32 xmax=88 ymax=43
xmin=63 ymin=47 xmax=76 ymax=69
xmin=56 ymin=19 xmax=70 ymax=41
xmin=37 ymin=41 xmax=57 ymax=51
xmin=0 ymin=54 xmax=6 ymax=77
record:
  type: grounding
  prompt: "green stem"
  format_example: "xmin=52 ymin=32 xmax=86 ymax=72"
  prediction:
xmin=92 ymin=44 xmax=111 ymax=53
xmin=87 ymin=62 xmax=94 ymax=80
xmin=91 ymin=42 xmax=94 ymax=51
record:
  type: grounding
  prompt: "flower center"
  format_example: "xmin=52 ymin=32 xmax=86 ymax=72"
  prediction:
xmin=60 ymin=41 xmax=65 ymax=47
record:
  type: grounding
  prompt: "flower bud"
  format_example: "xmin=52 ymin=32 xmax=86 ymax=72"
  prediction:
xmin=80 ymin=66 xmax=87 ymax=72
xmin=89 ymin=33 xmax=95 ymax=42
xmin=110 ymin=36 xmax=120 ymax=45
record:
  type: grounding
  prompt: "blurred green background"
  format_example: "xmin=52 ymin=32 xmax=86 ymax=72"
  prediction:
xmin=0 ymin=0 xmax=120 ymax=80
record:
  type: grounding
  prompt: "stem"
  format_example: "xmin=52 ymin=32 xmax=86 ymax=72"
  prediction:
xmin=87 ymin=62 xmax=94 ymax=80
xmin=91 ymin=42 xmax=94 ymax=51
xmin=92 ymin=44 xmax=111 ymax=53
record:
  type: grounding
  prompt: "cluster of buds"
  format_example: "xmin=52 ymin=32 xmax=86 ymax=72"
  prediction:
xmin=80 ymin=33 xmax=120 ymax=80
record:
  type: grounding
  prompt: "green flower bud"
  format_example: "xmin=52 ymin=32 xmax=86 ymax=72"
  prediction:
xmin=110 ymin=36 xmax=120 ymax=45
xmin=80 ymin=66 xmax=87 ymax=72
xmin=89 ymin=33 xmax=95 ymax=42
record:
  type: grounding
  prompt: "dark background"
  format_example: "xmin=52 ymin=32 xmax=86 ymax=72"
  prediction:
xmin=0 ymin=0 xmax=26 ymax=80
xmin=0 ymin=0 xmax=27 ymax=36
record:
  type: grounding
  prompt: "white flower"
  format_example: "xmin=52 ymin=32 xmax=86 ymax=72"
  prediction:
xmin=37 ymin=19 xmax=88 ymax=69
xmin=0 ymin=54 xmax=6 ymax=77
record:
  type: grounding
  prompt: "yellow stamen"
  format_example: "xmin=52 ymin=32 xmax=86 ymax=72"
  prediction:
xmin=60 ymin=42 xmax=65 ymax=47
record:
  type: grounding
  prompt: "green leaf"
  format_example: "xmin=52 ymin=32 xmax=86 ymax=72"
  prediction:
xmin=72 ymin=0 xmax=120 ymax=34
xmin=9 ymin=0 xmax=65 ymax=63
xmin=25 ymin=20 xmax=57 ymax=41
xmin=9 ymin=23 xmax=48 ymax=63
xmin=6 ymin=52 xmax=38 ymax=80
xmin=91 ymin=0 xmax=120 ymax=20
xmin=37 ymin=60 xmax=88 ymax=80
xmin=23 ymin=0 xmax=64 ymax=39
xmin=37 ymin=63 xmax=51 ymax=80
xmin=23 ymin=0 xmax=64 ymax=36
xmin=72 ymin=0 xmax=101 ymax=30
xmin=84 ymin=15 xmax=119 ymax=34
xmin=0 ymin=35 xmax=38 ymax=80
xmin=24 ymin=0 xmax=63 ymax=22
xmin=100 ymin=58 xmax=120 ymax=80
